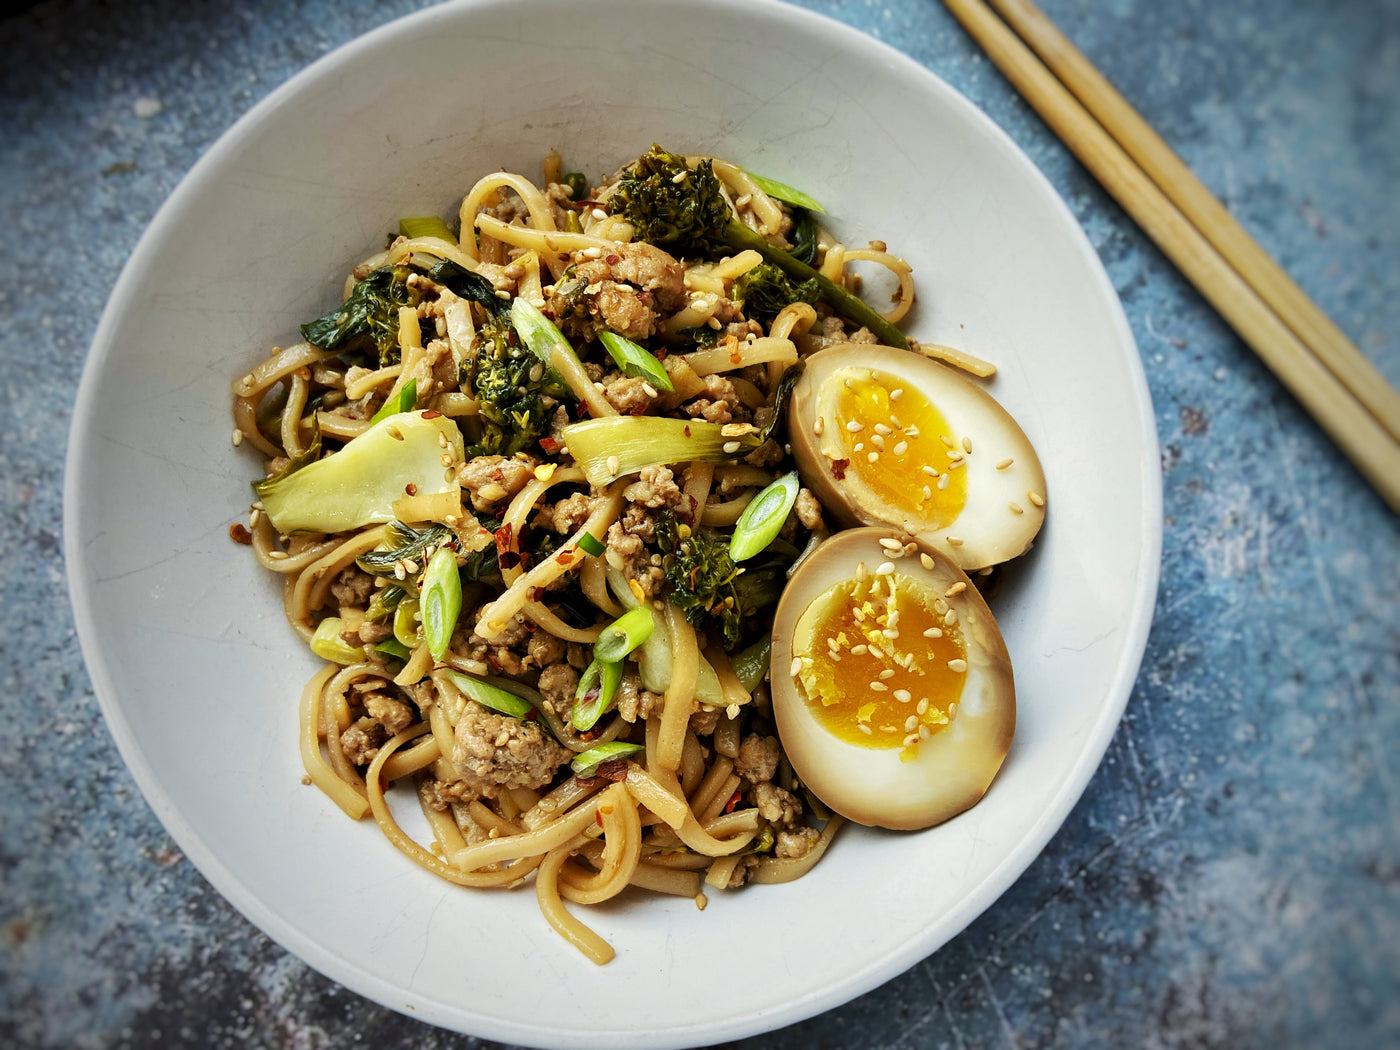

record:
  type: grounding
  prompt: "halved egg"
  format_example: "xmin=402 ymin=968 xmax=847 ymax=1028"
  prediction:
xmin=770 ymin=527 xmax=1014 ymax=830
xmin=788 ymin=344 xmax=1046 ymax=571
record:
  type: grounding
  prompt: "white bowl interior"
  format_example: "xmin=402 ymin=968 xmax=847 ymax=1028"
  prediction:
xmin=65 ymin=0 xmax=1160 ymax=1045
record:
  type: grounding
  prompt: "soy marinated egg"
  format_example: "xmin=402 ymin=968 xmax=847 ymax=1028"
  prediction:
xmin=770 ymin=528 xmax=1014 ymax=830
xmin=788 ymin=344 xmax=1046 ymax=571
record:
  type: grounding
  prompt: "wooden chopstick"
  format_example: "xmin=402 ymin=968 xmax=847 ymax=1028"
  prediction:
xmin=941 ymin=0 xmax=1400 ymax=512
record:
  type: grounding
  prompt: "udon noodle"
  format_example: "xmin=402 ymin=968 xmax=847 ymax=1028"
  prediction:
xmin=232 ymin=146 xmax=924 ymax=962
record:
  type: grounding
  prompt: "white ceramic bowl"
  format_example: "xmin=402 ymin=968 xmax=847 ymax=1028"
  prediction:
xmin=65 ymin=0 xmax=1161 ymax=1045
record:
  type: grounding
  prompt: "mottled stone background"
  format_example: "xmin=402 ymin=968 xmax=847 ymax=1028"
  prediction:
xmin=1 ymin=0 xmax=1396 ymax=1047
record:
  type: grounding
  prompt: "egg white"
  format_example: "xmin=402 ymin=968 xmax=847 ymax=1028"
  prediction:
xmin=771 ymin=528 xmax=1015 ymax=831
xmin=789 ymin=344 xmax=1046 ymax=571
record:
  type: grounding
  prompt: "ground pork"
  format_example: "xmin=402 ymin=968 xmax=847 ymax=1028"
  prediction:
xmin=536 ymin=662 xmax=580 ymax=718
xmin=548 ymin=491 xmax=596 ymax=534
xmin=775 ymin=826 xmax=820 ymax=859
xmin=547 ymin=242 xmax=686 ymax=342
xmin=329 ymin=567 xmax=375 ymax=607
xmin=614 ymin=673 xmax=664 ymax=723
xmin=622 ymin=464 xmax=685 ymax=510
xmin=603 ymin=522 xmax=645 ymax=575
xmin=454 ymin=613 xmax=532 ymax=676
xmin=744 ymin=439 xmax=786 ymax=469
xmin=690 ymin=706 xmax=720 ymax=737
xmin=601 ymin=373 xmax=656 ymax=415
xmin=682 ymin=373 xmax=753 ymax=426
xmin=725 ymin=854 xmax=762 ymax=888
xmin=527 ymin=631 xmax=567 ymax=670
xmin=734 ymin=734 xmax=781 ymax=784
xmin=458 ymin=454 xmax=536 ymax=511
xmin=449 ymin=699 xmax=570 ymax=800
xmin=793 ymin=487 xmax=824 ymax=531
xmin=338 ymin=688 xmax=414 ymax=766
xmin=752 ymin=781 xmax=803 ymax=828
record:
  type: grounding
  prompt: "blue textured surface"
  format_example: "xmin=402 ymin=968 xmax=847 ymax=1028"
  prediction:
xmin=2 ymin=0 xmax=1397 ymax=1047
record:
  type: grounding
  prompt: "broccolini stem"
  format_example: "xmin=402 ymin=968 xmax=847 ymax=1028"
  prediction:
xmin=722 ymin=220 xmax=909 ymax=350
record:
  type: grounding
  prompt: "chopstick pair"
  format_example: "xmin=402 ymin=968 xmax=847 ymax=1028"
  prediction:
xmin=941 ymin=0 xmax=1400 ymax=513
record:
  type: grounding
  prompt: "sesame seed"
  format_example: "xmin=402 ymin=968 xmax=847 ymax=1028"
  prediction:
xmin=946 ymin=449 xmax=964 ymax=461
xmin=948 ymin=658 xmax=968 ymax=672
xmin=845 ymin=420 xmax=863 ymax=433
xmin=437 ymin=432 xmax=449 ymax=448
xmin=606 ymin=455 xmax=620 ymax=475
xmin=672 ymin=170 xmax=690 ymax=184
xmin=922 ymin=627 xmax=943 ymax=639
xmin=268 ymin=550 xmax=289 ymax=561
xmin=404 ymin=559 xmax=420 ymax=575
xmin=393 ymin=561 xmax=407 ymax=579
xmin=962 ymin=436 xmax=973 ymax=453
xmin=591 ymin=208 xmax=607 ymax=221
xmin=494 ymin=289 xmax=511 ymax=300
xmin=724 ymin=441 xmax=744 ymax=454
xmin=890 ymin=388 xmax=904 ymax=401
xmin=854 ymin=442 xmax=864 ymax=452
xmin=905 ymin=715 xmax=918 ymax=731
xmin=1028 ymin=490 xmax=1045 ymax=507
xmin=947 ymin=459 xmax=966 ymax=470
xmin=941 ymin=435 xmax=955 ymax=448
xmin=919 ymin=725 xmax=931 ymax=740
xmin=874 ymin=423 xmax=892 ymax=436
xmin=944 ymin=608 xmax=959 ymax=626
xmin=814 ymin=416 xmax=825 ymax=436
xmin=231 ymin=427 xmax=244 ymax=447
xmin=875 ymin=561 xmax=895 ymax=575
xmin=851 ymin=644 xmax=869 ymax=655
xmin=893 ymin=689 xmax=912 ymax=702
xmin=871 ymin=434 xmax=886 ymax=450
xmin=580 ymin=246 xmax=603 ymax=259
xmin=938 ymin=474 xmax=950 ymax=489
xmin=1009 ymin=501 xmax=1024 ymax=515
xmin=882 ymin=628 xmax=899 ymax=639
xmin=916 ymin=698 xmax=929 ymax=714
xmin=946 ymin=535 xmax=963 ymax=547
xmin=919 ymin=553 xmax=935 ymax=570
xmin=858 ymin=724 xmax=872 ymax=734
xmin=707 ymin=317 xmax=722 ymax=329
xmin=945 ymin=582 xmax=967 ymax=597
xmin=855 ymin=561 xmax=868 ymax=581
xmin=996 ymin=457 xmax=1014 ymax=470
xmin=893 ymin=441 xmax=908 ymax=456
xmin=879 ymin=668 xmax=896 ymax=680
xmin=935 ymin=597 xmax=949 ymax=614
xmin=922 ymin=465 xmax=939 ymax=477
xmin=903 ymin=733 xmax=919 ymax=748
xmin=879 ymin=537 xmax=902 ymax=550
xmin=905 ymin=425 xmax=920 ymax=438
xmin=867 ymin=452 xmax=879 ymax=463
xmin=869 ymin=681 xmax=888 ymax=692
xmin=922 ymin=486 xmax=932 ymax=500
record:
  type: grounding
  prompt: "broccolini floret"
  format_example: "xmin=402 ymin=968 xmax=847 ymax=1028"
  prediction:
xmin=605 ymin=144 xmax=908 ymax=348
xmin=732 ymin=262 xmax=822 ymax=328
xmin=468 ymin=313 xmax=569 ymax=457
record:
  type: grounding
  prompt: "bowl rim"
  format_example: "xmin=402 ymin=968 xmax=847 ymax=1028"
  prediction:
xmin=63 ymin=0 xmax=1163 ymax=1044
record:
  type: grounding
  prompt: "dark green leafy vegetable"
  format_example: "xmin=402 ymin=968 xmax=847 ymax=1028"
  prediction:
xmin=300 ymin=265 xmax=423 ymax=364
xmin=756 ymin=362 xmax=803 ymax=446
xmin=654 ymin=513 xmax=797 ymax=650
xmin=365 ymin=584 xmax=407 ymax=623
xmin=375 ymin=637 xmax=413 ymax=661
xmin=357 ymin=521 xmax=455 ymax=578
xmin=467 ymin=310 xmax=569 ymax=457
xmin=788 ymin=207 xmax=819 ymax=266
xmin=423 ymin=259 xmax=511 ymax=320
xmin=607 ymin=145 xmax=907 ymax=348
xmin=732 ymin=263 xmax=821 ymax=328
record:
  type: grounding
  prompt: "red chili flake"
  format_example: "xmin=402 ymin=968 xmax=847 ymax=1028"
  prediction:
xmin=421 ymin=409 xmax=442 ymax=419
xmin=683 ymin=424 xmax=691 ymax=437
xmin=228 ymin=523 xmax=253 ymax=546
xmin=831 ymin=458 xmax=850 ymax=480
xmin=595 ymin=759 xmax=630 ymax=782
xmin=556 ymin=549 xmax=573 ymax=566
xmin=595 ymin=811 xmax=605 ymax=829
xmin=540 ymin=436 xmax=561 ymax=453
xmin=605 ymin=254 xmax=620 ymax=265
xmin=580 ymin=730 xmax=597 ymax=742
xmin=494 ymin=523 xmax=514 ymax=554
xmin=498 ymin=551 xmax=522 ymax=570
xmin=724 ymin=790 xmax=743 ymax=814
xmin=404 ymin=482 xmax=418 ymax=496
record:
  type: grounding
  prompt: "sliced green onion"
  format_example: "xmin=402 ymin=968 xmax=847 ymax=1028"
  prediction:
xmin=399 ymin=215 xmax=457 ymax=242
xmin=598 ymin=331 xmax=674 ymax=392
xmin=510 ymin=297 xmax=581 ymax=388
xmin=393 ymin=597 xmax=421 ymax=650
xmin=365 ymin=584 xmax=406 ymax=623
xmin=311 ymin=618 xmax=362 ymax=665
xmin=593 ymin=607 xmax=655 ymax=664
xmin=729 ymin=471 xmax=800 ymax=561
xmin=731 ymin=635 xmax=771 ymax=693
xmin=560 ymin=416 xmax=761 ymax=487
xmin=369 ymin=378 xmax=417 ymax=424
xmin=744 ymin=170 xmax=826 ymax=214
xmin=420 ymin=547 xmax=462 ymax=660
xmin=563 ymin=209 xmax=584 ymax=234
xmin=577 ymin=532 xmax=605 ymax=557
xmin=561 ymin=172 xmax=588 ymax=201
xmin=375 ymin=637 xmax=413 ymax=661
xmin=571 ymin=657 xmax=624 ymax=731
xmin=445 ymin=670 xmax=535 ymax=720
xmin=571 ymin=741 xmax=644 ymax=777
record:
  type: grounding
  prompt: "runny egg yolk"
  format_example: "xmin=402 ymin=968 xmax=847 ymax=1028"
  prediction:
xmin=792 ymin=567 xmax=967 ymax=758
xmin=833 ymin=369 xmax=968 ymax=529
